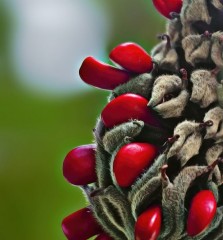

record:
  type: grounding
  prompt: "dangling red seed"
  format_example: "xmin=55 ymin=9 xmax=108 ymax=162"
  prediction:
xmin=101 ymin=93 xmax=160 ymax=129
xmin=135 ymin=205 xmax=162 ymax=240
xmin=109 ymin=42 xmax=153 ymax=74
xmin=79 ymin=56 xmax=130 ymax=90
xmin=63 ymin=144 xmax=97 ymax=185
xmin=62 ymin=207 xmax=102 ymax=240
xmin=152 ymin=0 xmax=183 ymax=19
xmin=113 ymin=143 xmax=159 ymax=187
xmin=95 ymin=233 xmax=113 ymax=240
xmin=187 ymin=190 xmax=217 ymax=237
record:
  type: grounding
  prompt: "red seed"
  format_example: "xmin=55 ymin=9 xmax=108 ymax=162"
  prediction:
xmin=63 ymin=144 xmax=97 ymax=185
xmin=79 ymin=56 xmax=130 ymax=90
xmin=135 ymin=205 xmax=162 ymax=240
xmin=95 ymin=233 xmax=113 ymax=240
xmin=62 ymin=207 xmax=102 ymax=240
xmin=152 ymin=0 xmax=183 ymax=19
xmin=113 ymin=143 xmax=159 ymax=187
xmin=109 ymin=42 xmax=153 ymax=74
xmin=187 ymin=190 xmax=217 ymax=237
xmin=101 ymin=93 xmax=160 ymax=129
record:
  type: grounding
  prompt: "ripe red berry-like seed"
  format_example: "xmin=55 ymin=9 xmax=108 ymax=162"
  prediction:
xmin=63 ymin=144 xmax=97 ymax=185
xmin=135 ymin=205 xmax=162 ymax=240
xmin=186 ymin=190 xmax=217 ymax=237
xmin=95 ymin=233 xmax=113 ymax=240
xmin=113 ymin=143 xmax=159 ymax=187
xmin=109 ymin=42 xmax=153 ymax=74
xmin=79 ymin=56 xmax=130 ymax=90
xmin=152 ymin=0 xmax=183 ymax=19
xmin=62 ymin=207 xmax=102 ymax=240
xmin=101 ymin=93 xmax=160 ymax=128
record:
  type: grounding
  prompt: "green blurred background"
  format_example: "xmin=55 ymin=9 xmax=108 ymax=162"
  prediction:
xmin=0 ymin=1 xmax=164 ymax=239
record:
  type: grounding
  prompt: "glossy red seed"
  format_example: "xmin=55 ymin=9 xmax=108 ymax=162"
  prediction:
xmin=187 ymin=190 xmax=217 ymax=237
xmin=95 ymin=233 xmax=113 ymax=240
xmin=109 ymin=42 xmax=153 ymax=74
xmin=113 ymin=143 xmax=159 ymax=187
xmin=63 ymin=144 xmax=97 ymax=185
xmin=62 ymin=207 xmax=102 ymax=240
xmin=101 ymin=93 xmax=160 ymax=129
xmin=79 ymin=56 xmax=130 ymax=90
xmin=152 ymin=0 xmax=183 ymax=19
xmin=135 ymin=205 xmax=162 ymax=240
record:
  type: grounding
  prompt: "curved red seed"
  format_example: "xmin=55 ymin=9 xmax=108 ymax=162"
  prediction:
xmin=62 ymin=207 xmax=102 ymax=240
xmin=79 ymin=56 xmax=130 ymax=90
xmin=101 ymin=93 xmax=160 ymax=129
xmin=63 ymin=144 xmax=97 ymax=185
xmin=135 ymin=205 xmax=162 ymax=240
xmin=152 ymin=0 xmax=183 ymax=19
xmin=109 ymin=42 xmax=153 ymax=74
xmin=113 ymin=143 xmax=159 ymax=187
xmin=187 ymin=190 xmax=217 ymax=237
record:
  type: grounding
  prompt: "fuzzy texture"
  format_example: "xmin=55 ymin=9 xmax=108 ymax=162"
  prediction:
xmin=64 ymin=0 xmax=223 ymax=239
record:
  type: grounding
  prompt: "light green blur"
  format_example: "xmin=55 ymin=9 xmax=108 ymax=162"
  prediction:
xmin=0 ymin=1 xmax=163 ymax=239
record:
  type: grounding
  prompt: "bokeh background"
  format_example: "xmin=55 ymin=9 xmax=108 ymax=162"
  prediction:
xmin=0 ymin=1 xmax=164 ymax=239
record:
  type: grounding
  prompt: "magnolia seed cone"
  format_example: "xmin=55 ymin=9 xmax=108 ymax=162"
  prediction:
xmin=62 ymin=0 xmax=223 ymax=239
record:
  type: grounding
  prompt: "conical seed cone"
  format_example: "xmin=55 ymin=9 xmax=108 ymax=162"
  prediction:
xmin=62 ymin=1 xmax=223 ymax=239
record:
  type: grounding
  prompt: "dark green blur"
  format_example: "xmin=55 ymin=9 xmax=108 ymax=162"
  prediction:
xmin=0 ymin=1 xmax=164 ymax=239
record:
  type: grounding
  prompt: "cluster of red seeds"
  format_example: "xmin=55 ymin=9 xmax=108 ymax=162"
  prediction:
xmin=61 ymin=1 xmax=221 ymax=239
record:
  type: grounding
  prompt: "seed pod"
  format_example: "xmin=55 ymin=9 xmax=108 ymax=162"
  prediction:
xmin=182 ymin=33 xmax=212 ymax=66
xmin=176 ymin=131 xmax=202 ymax=166
xmin=134 ymin=205 xmax=162 ymax=240
xmin=63 ymin=144 xmax=97 ymax=185
xmin=95 ymin=144 xmax=113 ymax=188
xmin=79 ymin=56 xmax=130 ymax=90
xmin=113 ymin=143 xmax=159 ymax=187
xmin=102 ymin=120 xmax=144 ymax=154
xmin=211 ymin=0 xmax=223 ymax=10
xmin=152 ymin=0 xmax=183 ymax=19
xmin=190 ymin=69 xmax=218 ymax=108
xmin=181 ymin=0 xmax=211 ymax=36
xmin=167 ymin=18 xmax=183 ymax=44
xmin=111 ymin=73 xmax=154 ymax=100
xmin=217 ymin=80 xmax=223 ymax=108
xmin=206 ymin=144 xmax=223 ymax=185
xmin=211 ymin=31 xmax=223 ymax=68
xmin=129 ymin=154 xmax=167 ymax=219
xmin=152 ymin=34 xmax=180 ymax=73
xmin=95 ymin=233 xmax=113 ymax=240
xmin=91 ymin=186 xmax=134 ymax=240
xmin=62 ymin=207 xmax=102 ymax=240
xmin=187 ymin=190 xmax=217 ymax=237
xmin=149 ymin=74 xmax=182 ymax=106
xmin=167 ymin=120 xmax=201 ymax=160
xmin=149 ymin=74 xmax=189 ymax=118
xmin=109 ymin=42 xmax=153 ymax=74
xmin=161 ymin=164 xmax=215 ymax=239
xmin=203 ymin=107 xmax=223 ymax=139
xmin=101 ymin=93 xmax=160 ymax=129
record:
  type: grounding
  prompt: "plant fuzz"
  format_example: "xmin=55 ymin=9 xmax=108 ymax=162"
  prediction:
xmin=62 ymin=1 xmax=223 ymax=239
